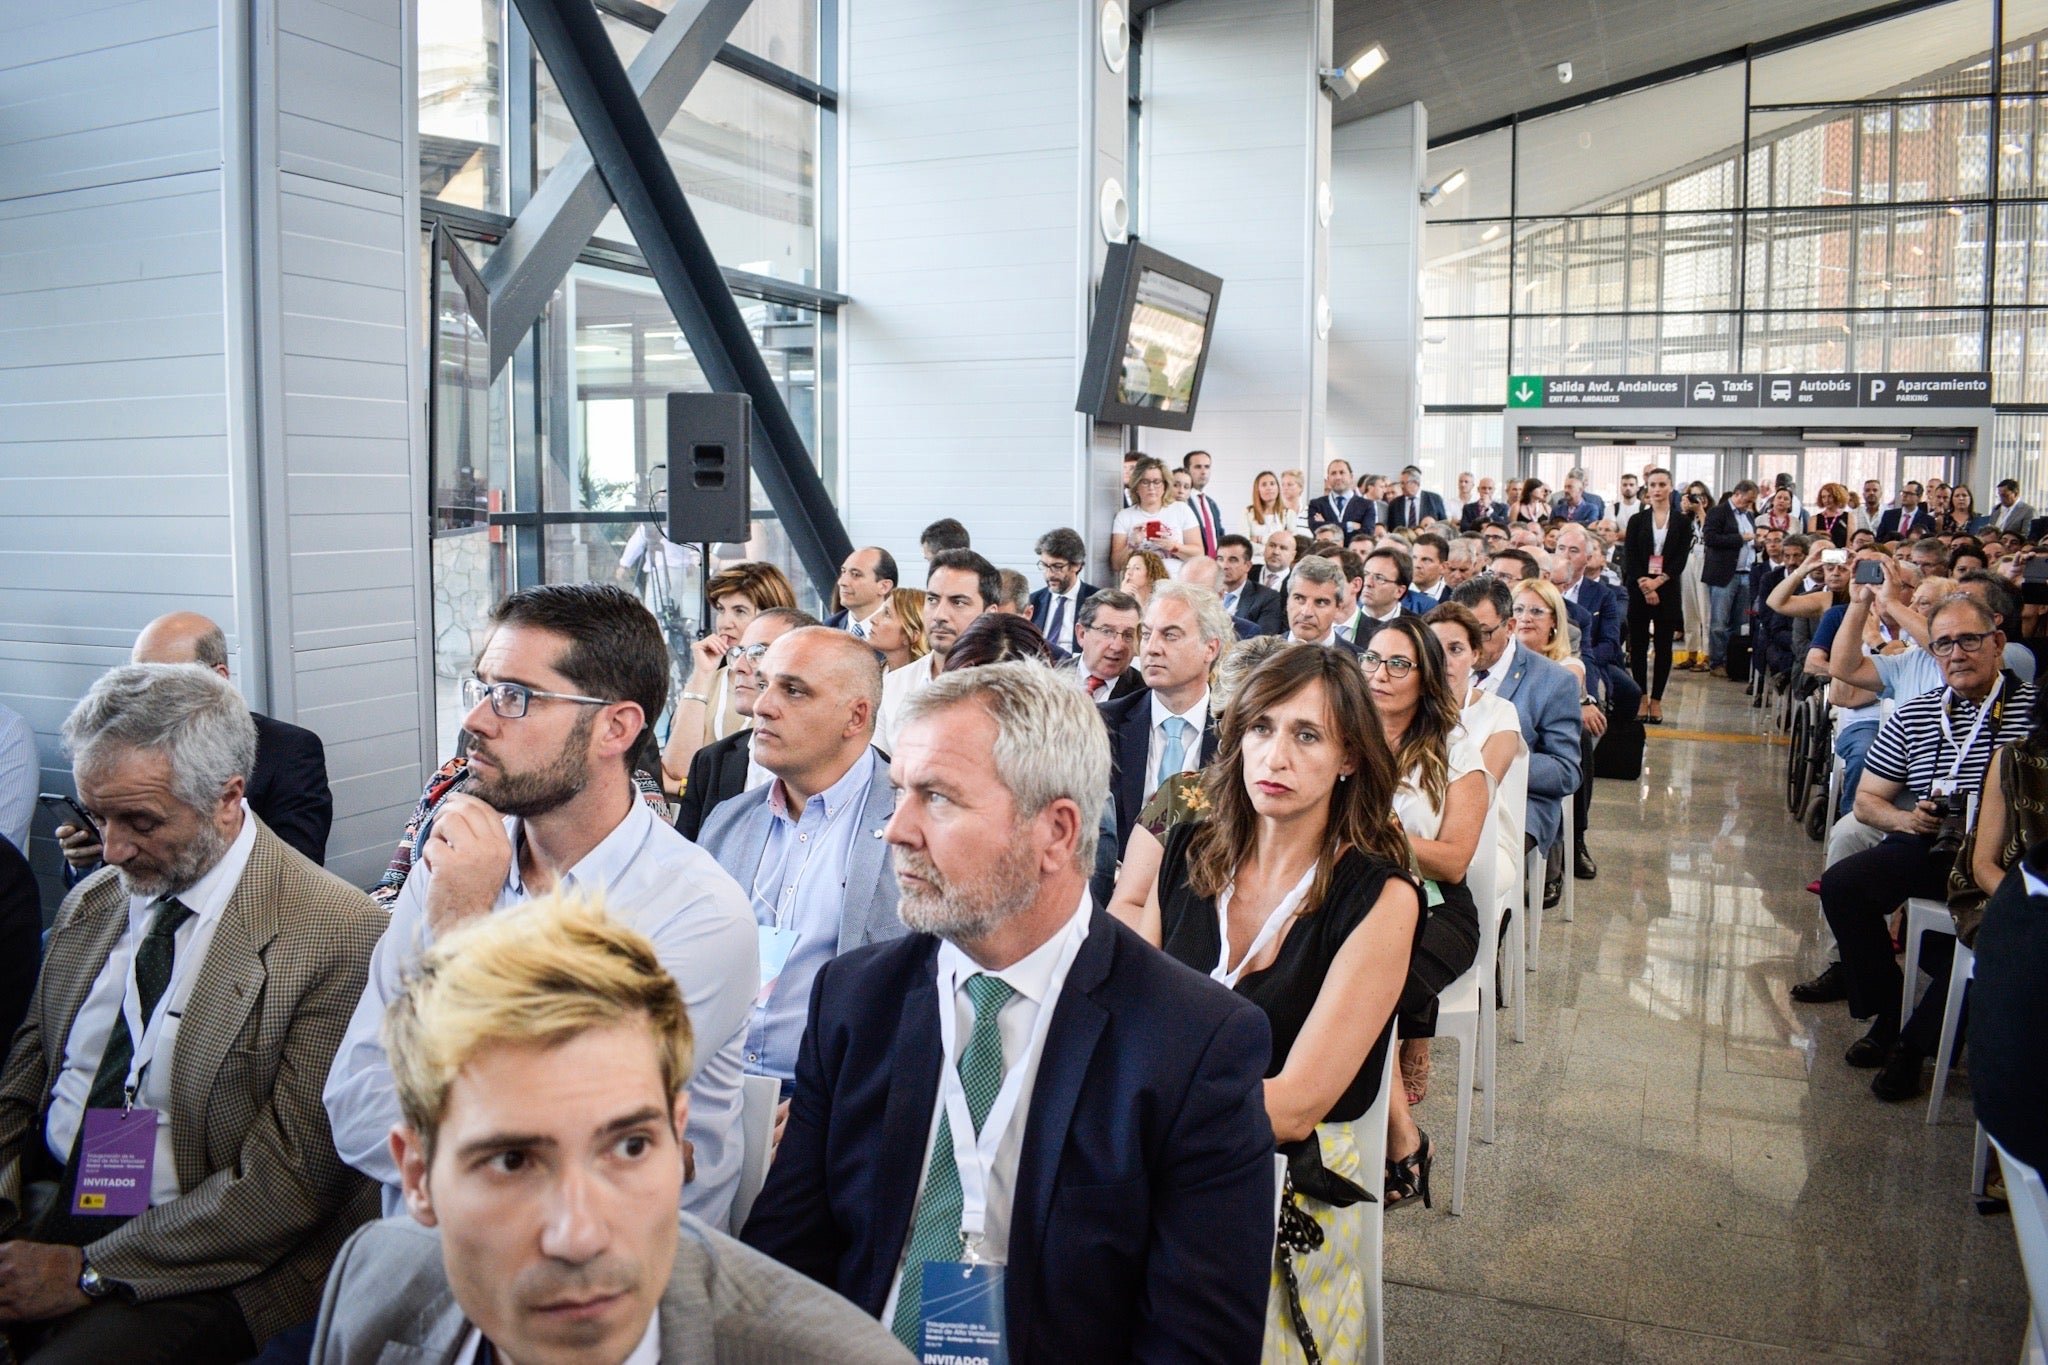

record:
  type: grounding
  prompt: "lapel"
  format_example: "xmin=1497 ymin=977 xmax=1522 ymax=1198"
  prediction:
xmin=1007 ymin=913 xmax=1114 ymax=1364
xmin=868 ymin=944 xmax=943 ymax=1296
xmin=34 ymin=874 xmax=131 ymax=1088
xmin=719 ymin=735 xmax=753 ymax=803
xmin=170 ymin=827 xmax=279 ymax=1187
xmin=658 ymin=1233 xmax=719 ymax=1362
xmin=838 ymin=753 xmax=899 ymax=956
xmin=726 ymin=789 xmax=776 ymax=901
xmin=1495 ymin=648 xmax=1531 ymax=705
xmin=1114 ymin=699 xmax=1151 ymax=823
xmin=377 ymin=1274 xmax=469 ymax=1365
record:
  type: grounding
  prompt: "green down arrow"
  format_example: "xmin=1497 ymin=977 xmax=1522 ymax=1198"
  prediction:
xmin=1507 ymin=376 xmax=1543 ymax=407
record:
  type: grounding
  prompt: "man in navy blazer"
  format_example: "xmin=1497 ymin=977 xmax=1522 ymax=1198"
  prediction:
xmin=1553 ymin=526 xmax=1638 ymax=721
xmin=1027 ymin=528 xmax=1098 ymax=656
xmin=1550 ymin=468 xmax=1605 ymax=525
xmin=1214 ymin=535 xmax=1287 ymax=636
xmin=1099 ymin=585 xmax=1227 ymax=862
xmin=742 ymin=662 xmax=1275 ymax=1364
xmin=1452 ymin=575 xmax=1582 ymax=860
xmin=1307 ymin=458 xmax=1376 ymax=539
xmin=1383 ymin=466 xmax=1447 ymax=530
xmin=1875 ymin=483 xmax=1935 ymax=542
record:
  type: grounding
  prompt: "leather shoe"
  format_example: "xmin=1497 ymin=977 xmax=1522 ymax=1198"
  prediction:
xmin=1543 ymin=875 xmax=1563 ymax=909
xmin=1790 ymin=961 xmax=1848 ymax=1003
xmin=1844 ymin=1020 xmax=1897 ymax=1068
xmin=1573 ymin=844 xmax=1597 ymax=880
xmin=1871 ymin=1046 xmax=1926 ymax=1102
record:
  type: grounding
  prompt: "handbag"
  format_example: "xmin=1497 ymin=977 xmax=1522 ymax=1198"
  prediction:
xmin=1273 ymin=1134 xmax=1375 ymax=1365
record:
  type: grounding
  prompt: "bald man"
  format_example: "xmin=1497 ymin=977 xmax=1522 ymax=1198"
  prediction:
xmin=693 ymin=627 xmax=905 ymax=1087
xmin=57 ymin=612 xmax=332 ymax=874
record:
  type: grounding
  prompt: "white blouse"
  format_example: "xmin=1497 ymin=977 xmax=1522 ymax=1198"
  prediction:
xmin=1453 ymin=694 xmax=1527 ymax=899
xmin=1393 ymin=729 xmax=1488 ymax=846
xmin=1112 ymin=501 xmax=1199 ymax=578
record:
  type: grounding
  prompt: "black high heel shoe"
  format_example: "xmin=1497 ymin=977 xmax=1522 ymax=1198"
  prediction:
xmin=1384 ymin=1130 xmax=1434 ymax=1211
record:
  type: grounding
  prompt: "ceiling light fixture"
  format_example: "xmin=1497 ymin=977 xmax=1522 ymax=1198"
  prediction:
xmin=1421 ymin=168 xmax=1469 ymax=206
xmin=1480 ymin=224 xmax=1503 ymax=242
xmin=1320 ymin=42 xmax=1388 ymax=100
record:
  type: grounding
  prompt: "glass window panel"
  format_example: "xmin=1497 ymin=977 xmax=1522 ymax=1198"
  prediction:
xmin=1749 ymin=0 xmax=1992 ymax=105
xmin=1747 ymin=102 xmax=1990 ymax=208
xmin=1510 ymin=314 xmax=1693 ymax=374
xmin=1515 ymin=65 xmax=1744 ymax=217
xmin=1741 ymin=310 xmax=1853 ymax=372
xmin=1874 ymin=308 xmax=1986 ymax=370
xmin=2004 ymin=0 xmax=2048 ymax=91
xmin=1996 ymin=203 xmax=2048 ymax=304
xmin=1993 ymin=307 xmax=2048 ymax=401
xmin=1988 ymin=413 xmax=2048 ymax=511
xmin=1999 ymin=96 xmax=2048 ymax=195
xmin=1420 ymin=318 xmax=1508 ymax=406
xmin=1425 ymin=129 xmax=1512 ymax=222
xmin=419 ymin=0 xmax=504 ymax=211
xmin=538 ymin=18 xmax=819 ymax=282
xmin=1742 ymin=210 xmax=1856 ymax=311
xmin=1420 ymin=413 xmax=1505 ymax=488
xmin=639 ymin=0 xmax=818 ymax=78
xmin=1641 ymin=311 xmax=1737 ymax=373
xmin=1423 ymin=221 xmax=1511 ymax=317
xmin=1800 ymin=449 xmax=1898 ymax=506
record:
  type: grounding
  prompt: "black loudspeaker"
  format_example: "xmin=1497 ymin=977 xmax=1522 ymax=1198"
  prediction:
xmin=664 ymin=392 xmax=752 ymax=545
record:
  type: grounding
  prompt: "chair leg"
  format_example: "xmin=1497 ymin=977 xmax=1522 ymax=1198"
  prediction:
xmin=1479 ymin=985 xmax=1497 ymax=1144
xmin=1451 ymin=1022 xmax=1474 ymax=1217
xmin=1560 ymin=805 xmax=1576 ymax=924
xmin=1505 ymin=909 xmax=1528 ymax=1044
xmin=1524 ymin=852 xmax=1544 ymax=976
xmin=1971 ymin=1122 xmax=1991 ymax=1197
xmin=1927 ymin=943 xmax=1973 ymax=1127
xmin=1901 ymin=924 xmax=1924 ymax=1027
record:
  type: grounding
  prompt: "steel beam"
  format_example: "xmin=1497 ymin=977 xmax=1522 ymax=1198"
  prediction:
xmin=510 ymin=0 xmax=852 ymax=593
xmin=483 ymin=0 xmax=752 ymax=376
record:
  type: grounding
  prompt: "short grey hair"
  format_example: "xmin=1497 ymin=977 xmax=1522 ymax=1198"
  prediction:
xmin=1077 ymin=588 xmax=1142 ymax=629
xmin=1292 ymin=555 xmax=1344 ymax=592
xmin=63 ymin=663 xmax=257 ymax=812
xmin=897 ymin=661 xmax=1110 ymax=870
xmin=1150 ymin=581 xmax=1234 ymax=649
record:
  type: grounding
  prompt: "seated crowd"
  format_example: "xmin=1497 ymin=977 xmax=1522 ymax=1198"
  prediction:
xmin=2 ymin=452 xmax=2045 ymax=1365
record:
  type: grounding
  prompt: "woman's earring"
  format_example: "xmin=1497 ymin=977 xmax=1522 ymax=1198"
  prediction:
xmin=1338 ymin=773 xmax=1350 ymax=783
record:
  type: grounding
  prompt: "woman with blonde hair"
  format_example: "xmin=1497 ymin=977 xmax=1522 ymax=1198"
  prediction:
xmin=1809 ymin=482 xmax=1854 ymax=547
xmin=661 ymin=559 xmax=796 ymax=787
xmin=1279 ymin=468 xmax=1308 ymax=530
xmin=1511 ymin=577 xmax=1586 ymax=688
xmin=866 ymin=586 xmax=927 ymax=673
xmin=1248 ymin=470 xmax=1290 ymax=540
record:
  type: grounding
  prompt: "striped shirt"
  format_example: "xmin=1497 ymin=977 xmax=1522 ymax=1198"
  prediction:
xmin=1863 ymin=673 xmax=2035 ymax=801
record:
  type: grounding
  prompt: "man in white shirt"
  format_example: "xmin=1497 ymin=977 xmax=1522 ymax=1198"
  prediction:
xmin=1613 ymin=473 xmax=1644 ymax=527
xmin=828 ymin=547 xmax=898 ymax=639
xmin=1100 ymin=584 xmax=1227 ymax=849
xmin=1861 ymin=479 xmax=1886 ymax=529
xmin=1181 ymin=450 xmax=1228 ymax=556
xmin=741 ymin=663 xmax=1276 ymax=1362
xmin=1 ymin=664 xmax=382 ymax=1364
xmin=324 ymin=584 xmax=758 ymax=1230
xmin=877 ymin=549 xmax=998 ymax=753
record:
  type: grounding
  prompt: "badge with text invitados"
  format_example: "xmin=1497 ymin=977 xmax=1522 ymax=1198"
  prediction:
xmin=72 ymin=1107 xmax=156 ymax=1216
xmin=918 ymin=1260 xmax=1007 ymax=1365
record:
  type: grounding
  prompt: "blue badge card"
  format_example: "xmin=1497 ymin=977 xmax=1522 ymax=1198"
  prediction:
xmin=918 ymin=1260 xmax=1007 ymax=1365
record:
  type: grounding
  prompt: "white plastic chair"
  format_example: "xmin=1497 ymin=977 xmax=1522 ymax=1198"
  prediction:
xmin=729 ymin=1073 xmax=782 ymax=1234
xmin=1558 ymin=795 xmax=1576 ymax=924
xmin=1987 ymin=1135 xmax=2048 ymax=1364
xmin=1495 ymin=750 xmax=1532 ymax=1044
xmin=1434 ymin=805 xmax=1502 ymax=1216
xmin=1928 ymin=941 xmax=1975 ymax=1126
xmin=1359 ymin=1038 xmax=1396 ymax=1365
xmin=1901 ymin=897 xmax=1957 ymax=1026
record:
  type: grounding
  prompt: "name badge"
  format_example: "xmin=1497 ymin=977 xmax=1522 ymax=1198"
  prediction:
xmin=1930 ymin=778 xmax=1960 ymax=801
xmin=1648 ymin=555 xmax=1665 ymax=576
xmin=73 ymin=1107 xmax=156 ymax=1216
xmin=918 ymin=1260 xmax=1007 ymax=1365
xmin=756 ymin=925 xmax=801 ymax=1007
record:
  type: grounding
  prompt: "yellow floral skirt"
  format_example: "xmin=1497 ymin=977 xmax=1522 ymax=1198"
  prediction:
xmin=1265 ymin=1118 xmax=1369 ymax=1364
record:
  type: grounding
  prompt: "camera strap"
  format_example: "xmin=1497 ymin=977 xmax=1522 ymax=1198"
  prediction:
xmin=1939 ymin=673 xmax=2003 ymax=787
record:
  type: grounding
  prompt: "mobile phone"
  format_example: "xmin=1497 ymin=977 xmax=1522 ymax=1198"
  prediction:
xmin=1852 ymin=560 xmax=1886 ymax=586
xmin=2025 ymin=557 xmax=2048 ymax=583
xmin=1822 ymin=548 xmax=1848 ymax=565
xmin=37 ymin=792 xmax=95 ymax=833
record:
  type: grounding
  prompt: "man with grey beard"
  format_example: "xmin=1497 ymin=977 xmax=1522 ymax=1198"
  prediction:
xmin=0 ymin=664 xmax=382 ymax=1365
xmin=742 ymin=663 xmax=1275 ymax=1364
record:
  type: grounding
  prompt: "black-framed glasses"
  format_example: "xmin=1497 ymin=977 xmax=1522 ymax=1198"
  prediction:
xmin=1359 ymin=652 xmax=1417 ymax=678
xmin=1930 ymin=631 xmax=1994 ymax=658
xmin=461 ymin=675 xmax=612 ymax=719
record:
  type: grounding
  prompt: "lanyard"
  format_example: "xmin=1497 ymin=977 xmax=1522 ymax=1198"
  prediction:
xmin=118 ymin=909 xmax=204 ymax=1110
xmin=1211 ymin=861 xmax=1317 ymax=988
xmin=1939 ymin=674 xmax=2004 ymax=786
xmin=933 ymin=911 xmax=1087 ymax=1256
xmin=753 ymin=776 xmax=869 ymax=931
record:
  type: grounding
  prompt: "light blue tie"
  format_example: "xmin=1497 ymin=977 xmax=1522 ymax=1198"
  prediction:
xmin=1156 ymin=716 xmax=1190 ymax=791
xmin=1223 ymin=589 xmax=1239 ymax=614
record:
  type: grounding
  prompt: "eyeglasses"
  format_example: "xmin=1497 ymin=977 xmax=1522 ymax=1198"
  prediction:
xmin=461 ymin=675 xmax=612 ymax=719
xmin=1510 ymin=603 xmax=1553 ymax=619
xmin=1478 ymin=619 xmax=1513 ymax=638
xmin=1362 ymin=571 xmax=1402 ymax=589
xmin=1081 ymin=623 xmax=1139 ymax=646
xmin=1359 ymin=652 xmax=1417 ymax=678
xmin=1930 ymin=631 xmax=1994 ymax=657
xmin=1038 ymin=559 xmax=1077 ymax=574
xmin=727 ymin=642 xmax=771 ymax=664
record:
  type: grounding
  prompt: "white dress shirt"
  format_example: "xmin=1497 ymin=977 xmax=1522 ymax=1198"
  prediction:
xmin=846 ymin=603 xmax=885 ymax=640
xmin=1041 ymin=585 xmax=1083 ymax=653
xmin=1474 ymin=637 xmax=1519 ymax=698
xmin=741 ymin=730 xmax=770 ymax=794
xmin=882 ymin=895 xmax=1091 ymax=1324
xmin=325 ymin=799 xmax=758 ymax=1227
xmin=1145 ymin=691 xmax=1209 ymax=797
xmin=47 ymin=804 xmax=258 ymax=1207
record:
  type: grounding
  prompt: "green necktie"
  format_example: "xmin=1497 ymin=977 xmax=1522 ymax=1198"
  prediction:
xmin=891 ymin=972 xmax=1016 ymax=1351
xmin=40 ymin=895 xmax=194 ymax=1245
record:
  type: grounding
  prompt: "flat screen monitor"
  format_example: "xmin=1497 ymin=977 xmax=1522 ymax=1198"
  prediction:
xmin=1076 ymin=241 xmax=1223 ymax=431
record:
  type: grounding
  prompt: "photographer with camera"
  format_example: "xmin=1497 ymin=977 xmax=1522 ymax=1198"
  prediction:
xmin=1811 ymin=594 xmax=2034 ymax=1097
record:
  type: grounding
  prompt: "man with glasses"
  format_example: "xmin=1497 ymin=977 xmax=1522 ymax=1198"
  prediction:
xmin=1059 ymin=589 xmax=1146 ymax=700
xmin=672 ymin=607 xmax=819 ymax=841
xmin=1338 ymin=546 xmax=1422 ymax=650
xmin=1029 ymin=528 xmax=1099 ymax=655
xmin=1813 ymin=596 xmax=2034 ymax=1099
xmin=325 ymin=584 xmax=759 ymax=1230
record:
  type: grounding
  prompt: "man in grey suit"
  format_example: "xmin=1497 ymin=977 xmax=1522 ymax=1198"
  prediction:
xmin=309 ymin=893 xmax=909 ymax=1365
xmin=697 ymin=629 xmax=907 ymax=1094
xmin=1990 ymin=478 xmax=2035 ymax=535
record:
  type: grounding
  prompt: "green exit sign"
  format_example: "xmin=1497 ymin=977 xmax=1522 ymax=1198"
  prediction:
xmin=1507 ymin=376 xmax=1544 ymax=407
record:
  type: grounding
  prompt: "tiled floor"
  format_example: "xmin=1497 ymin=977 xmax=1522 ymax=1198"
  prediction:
xmin=1383 ymin=673 xmax=2032 ymax=1364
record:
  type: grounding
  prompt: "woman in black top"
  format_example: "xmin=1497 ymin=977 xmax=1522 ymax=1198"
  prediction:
xmin=1625 ymin=467 xmax=1690 ymax=723
xmin=1136 ymin=644 xmax=1420 ymax=1359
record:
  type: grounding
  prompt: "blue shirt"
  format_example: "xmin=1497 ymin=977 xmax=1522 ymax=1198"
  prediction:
xmin=745 ymin=749 xmax=878 ymax=1080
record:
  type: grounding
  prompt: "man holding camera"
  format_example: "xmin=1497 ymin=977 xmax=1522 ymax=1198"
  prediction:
xmin=1813 ymin=595 xmax=2033 ymax=1097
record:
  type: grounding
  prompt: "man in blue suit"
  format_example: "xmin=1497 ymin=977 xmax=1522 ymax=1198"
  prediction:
xmin=742 ymin=662 xmax=1276 ymax=1364
xmin=1554 ymin=525 xmax=1640 ymax=880
xmin=695 ymin=627 xmax=908 ymax=1088
xmin=1384 ymin=465 xmax=1447 ymax=530
xmin=1308 ymin=457 xmax=1376 ymax=539
xmin=823 ymin=546 xmax=899 ymax=637
xmin=1453 ymin=574 xmax=1583 ymax=906
xmin=1028 ymin=527 xmax=1098 ymax=656
xmin=1459 ymin=475 xmax=1509 ymax=533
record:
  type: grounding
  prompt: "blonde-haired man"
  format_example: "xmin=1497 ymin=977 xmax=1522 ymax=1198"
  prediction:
xmin=309 ymin=893 xmax=910 ymax=1365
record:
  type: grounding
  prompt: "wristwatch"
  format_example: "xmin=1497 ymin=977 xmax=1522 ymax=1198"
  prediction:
xmin=1580 ymin=695 xmax=1599 ymax=708
xmin=78 ymin=1258 xmax=115 ymax=1299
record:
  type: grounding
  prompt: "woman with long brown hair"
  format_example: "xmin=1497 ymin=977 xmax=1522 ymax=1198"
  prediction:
xmin=866 ymin=586 xmax=927 ymax=674
xmin=1137 ymin=644 xmax=1420 ymax=1362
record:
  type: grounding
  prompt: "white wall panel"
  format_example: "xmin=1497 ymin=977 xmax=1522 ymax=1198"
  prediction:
xmin=1327 ymin=104 xmax=1425 ymax=484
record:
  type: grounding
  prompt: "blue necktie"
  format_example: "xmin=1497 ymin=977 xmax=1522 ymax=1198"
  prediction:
xmin=1156 ymin=716 xmax=1190 ymax=791
xmin=1045 ymin=594 xmax=1066 ymax=649
xmin=1223 ymin=589 xmax=1239 ymax=614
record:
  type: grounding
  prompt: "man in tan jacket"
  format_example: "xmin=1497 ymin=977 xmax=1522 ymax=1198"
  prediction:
xmin=0 ymin=663 xmax=382 ymax=1364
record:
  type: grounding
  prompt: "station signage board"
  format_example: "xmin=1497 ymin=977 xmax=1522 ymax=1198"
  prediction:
xmin=1506 ymin=372 xmax=1991 ymax=410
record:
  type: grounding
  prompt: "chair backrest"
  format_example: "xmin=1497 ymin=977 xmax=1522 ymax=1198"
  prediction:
xmin=1359 ymin=1034 xmax=1397 ymax=1365
xmin=730 ymin=1073 xmax=782 ymax=1234
xmin=1990 ymin=1136 xmax=2048 ymax=1356
xmin=1497 ymin=744 xmax=1530 ymax=901
xmin=1467 ymin=800 xmax=1502 ymax=988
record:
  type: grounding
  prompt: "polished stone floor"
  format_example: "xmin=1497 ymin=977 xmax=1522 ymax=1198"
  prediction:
xmin=1384 ymin=673 xmax=2032 ymax=1364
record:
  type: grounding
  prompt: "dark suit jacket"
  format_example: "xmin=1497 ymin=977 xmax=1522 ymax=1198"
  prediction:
xmin=1876 ymin=507 xmax=1936 ymax=541
xmin=1569 ymin=577 xmax=1630 ymax=679
xmin=1057 ymin=657 xmax=1145 ymax=702
xmin=0 ymin=822 xmax=382 ymax=1342
xmin=1307 ymin=493 xmax=1375 ymax=539
xmin=1701 ymin=501 xmax=1752 ymax=588
xmin=741 ymin=910 xmax=1276 ymax=1365
xmin=0 ymin=837 xmax=37 ymax=1050
xmin=1384 ymin=491 xmax=1447 ymax=530
xmin=1623 ymin=508 xmax=1693 ymax=613
xmin=1226 ymin=582 xmax=1287 ymax=636
xmin=1459 ymin=500 xmax=1509 ymax=532
xmin=1100 ymin=690 xmax=1220 ymax=855
xmin=1029 ymin=583 xmax=1102 ymax=651
xmin=676 ymin=729 xmax=755 ymax=841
